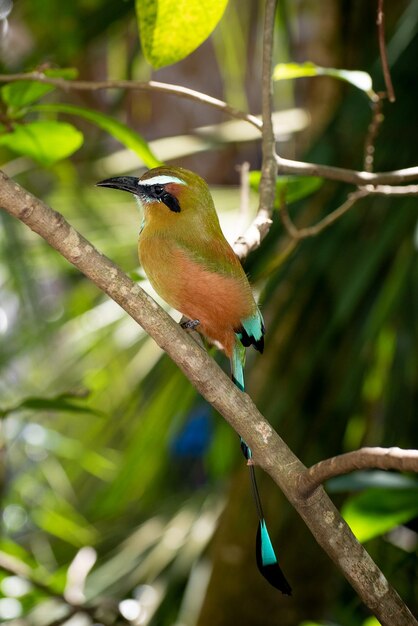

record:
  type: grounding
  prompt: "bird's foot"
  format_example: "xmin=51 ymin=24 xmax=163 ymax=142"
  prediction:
xmin=246 ymin=458 xmax=255 ymax=466
xmin=180 ymin=318 xmax=200 ymax=330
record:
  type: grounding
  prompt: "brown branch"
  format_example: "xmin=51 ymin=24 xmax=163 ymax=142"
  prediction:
xmin=234 ymin=0 xmax=277 ymax=260
xmin=0 ymin=72 xmax=416 ymax=190
xmin=275 ymin=154 xmax=418 ymax=186
xmin=377 ymin=0 xmax=396 ymax=102
xmin=1 ymin=172 xmax=417 ymax=626
xmin=362 ymin=183 xmax=418 ymax=195
xmin=0 ymin=72 xmax=262 ymax=131
xmin=279 ymin=189 xmax=368 ymax=240
xmin=300 ymin=447 xmax=418 ymax=498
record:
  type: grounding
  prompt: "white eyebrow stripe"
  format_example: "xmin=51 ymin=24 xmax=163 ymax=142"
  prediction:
xmin=139 ymin=175 xmax=186 ymax=186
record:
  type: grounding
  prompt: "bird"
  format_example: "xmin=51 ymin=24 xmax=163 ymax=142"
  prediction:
xmin=97 ymin=166 xmax=291 ymax=595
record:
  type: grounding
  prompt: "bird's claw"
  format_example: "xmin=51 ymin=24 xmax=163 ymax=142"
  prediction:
xmin=180 ymin=318 xmax=200 ymax=330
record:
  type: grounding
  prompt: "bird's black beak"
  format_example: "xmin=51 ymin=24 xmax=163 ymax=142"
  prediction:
xmin=96 ymin=176 xmax=140 ymax=195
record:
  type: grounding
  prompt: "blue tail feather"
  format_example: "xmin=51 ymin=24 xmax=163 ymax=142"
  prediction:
xmin=256 ymin=521 xmax=292 ymax=595
xmin=230 ymin=335 xmax=291 ymax=595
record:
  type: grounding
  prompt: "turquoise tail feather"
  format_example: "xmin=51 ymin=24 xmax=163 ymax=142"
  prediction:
xmin=230 ymin=337 xmax=292 ymax=595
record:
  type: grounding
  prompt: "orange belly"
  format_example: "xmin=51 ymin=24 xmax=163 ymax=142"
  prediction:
xmin=139 ymin=237 xmax=255 ymax=356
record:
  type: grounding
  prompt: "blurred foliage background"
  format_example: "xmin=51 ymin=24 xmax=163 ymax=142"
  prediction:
xmin=0 ymin=1 xmax=417 ymax=625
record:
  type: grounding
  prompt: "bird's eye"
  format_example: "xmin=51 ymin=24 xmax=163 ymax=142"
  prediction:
xmin=153 ymin=184 xmax=164 ymax=197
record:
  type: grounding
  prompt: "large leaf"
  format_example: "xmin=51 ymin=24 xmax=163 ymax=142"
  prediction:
xmin=136 ymin=0 xmax=229 ymax=68
xmin=342 ymin=487 xmax=418 ymax=543
xmin=0 ymin=120 xmax=83 ymax=165
xmin=33 ymin=103 xmax=161 ymax=168
xmin=273 ymin=62 xmax=377 ymax=100
xmin=249 ymin=171 xmax=323 ymax=206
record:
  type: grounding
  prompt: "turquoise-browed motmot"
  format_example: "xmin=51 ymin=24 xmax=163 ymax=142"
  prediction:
xmin=97 ymin=166 xmax=291 ymax=594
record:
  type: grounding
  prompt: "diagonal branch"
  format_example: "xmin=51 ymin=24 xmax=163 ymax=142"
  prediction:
xmin=279 ymin=189 xmax=368 ymax=240
xmin=0 ymin=171 xmax=416 ymax=626
xmin=299 ymin=447 xmax=418 ymax=498
xmin=279 ymin=182 xmax=418 ymax=242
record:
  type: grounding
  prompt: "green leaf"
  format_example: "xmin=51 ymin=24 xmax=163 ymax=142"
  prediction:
xmin=273 ymin=62 xmax=377 ymax=100
xmin=33 ymin=103 xmax=161 ymax=168
xmin=327 ymin=470 xmax=418 ymax=493
xmin=32 ymin=508 xmax=98 ymax=547
xmin=342 ymin=487 xmax=418 ymax=542
xmin=0 ymin=120 xmax=83 ymax=166
xmin=1 ymin=82 xmax=55 ymax=111
xmin=249 ymin=171 xmax=323 ymax=206
xmin=136 ymin=0 xmax=229 ymax=69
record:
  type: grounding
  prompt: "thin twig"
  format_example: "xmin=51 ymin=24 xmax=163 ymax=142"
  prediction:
xmin=236 ymin=161 xmax=250 ymax=221
xmin=279 ymin=189 xmax=368 ymax=240
xmin=0 ymin=72 xmax=262 ymax=130
xmin=234 ymin=0 xmax=277 ymax=260
xmin=363 ymin=95 xmax=385 ymax=172
xmin=275 ymin=154 xmax=418 ymax=186
xmin=361 ymin=183 xmax=418 ymax=195
xmin=300 ymin=447 xmax=418 ymax=498
xmin=377 ymin=0 xmax=396 ymax=102
xmin=0 ymin=72 xmax=417 ymax=187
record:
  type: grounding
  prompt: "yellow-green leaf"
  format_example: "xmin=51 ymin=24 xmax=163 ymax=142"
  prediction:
xmin=273 ymin=62 xmax=377 ymax=100
xmin=0 ymin=121 xmax=83 ymax=166
xmin=249 ymin=171 xmax=323 ymax=206
xmin=136 ymin=0 xmax=229 ymax=69
xmin=342 ymin=487 xmax=418 ymax=543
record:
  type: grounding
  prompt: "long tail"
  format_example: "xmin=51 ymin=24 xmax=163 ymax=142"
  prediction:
xmin=231 ymin=339 xmax=292 ymax=595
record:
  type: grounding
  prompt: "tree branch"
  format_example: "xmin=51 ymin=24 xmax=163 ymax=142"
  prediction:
xmin=275 ymin=153 xmax=418 ymax=186
xmin=377 ymin=0 xmax=396 ymax=102
xmin=1 ymin=172 xmax=416 ymax=625
xmin=0 ymin=71 xmax=417 ymax=189
xmin=280 ymin=189 xmax=368 ymax=240
xmin=0 ymin=72 xmax=262 ymax=130
xmin=233 ymin=0 xmax=277 ymax=259
xmin=300 ymin=447 xmax=418 ymax=498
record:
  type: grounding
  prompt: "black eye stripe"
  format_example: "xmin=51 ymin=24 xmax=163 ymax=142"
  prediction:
xmin=162 ymin=193 xmax=181 ymax=213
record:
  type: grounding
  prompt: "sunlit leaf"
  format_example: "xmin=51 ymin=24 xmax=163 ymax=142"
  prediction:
xmin=0 ymin=121 xmax=83 ymax=166
xmin=342 ymin=487 xmax=418 ymax=542
xmin=1 ymin=82 xmax=55 ymax=111
xmin=249 ymin=171 xmax=323 ymax=206
xmin=136 ymin=0 xmax=229 ymax=68
xmin=273 ymin=62 xmax=377 ymax=100
xmin=33 ymin=103 xmax=161 ymax=168
xmin=32 ymin=508 xmax=98 ymax=547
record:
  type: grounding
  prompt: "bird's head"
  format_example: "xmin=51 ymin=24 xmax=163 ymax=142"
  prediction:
xmin=97 ymin=166 xmax=219 ymax=232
